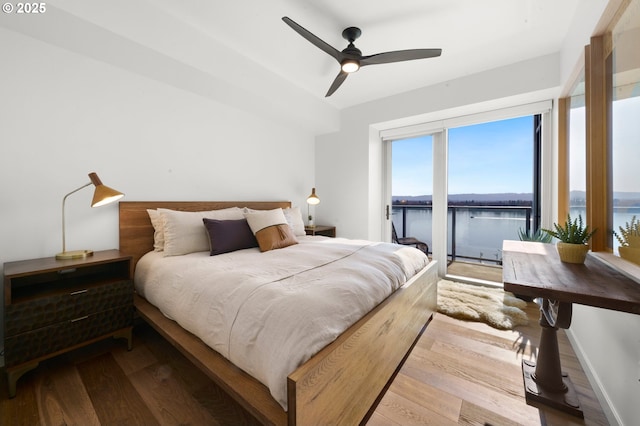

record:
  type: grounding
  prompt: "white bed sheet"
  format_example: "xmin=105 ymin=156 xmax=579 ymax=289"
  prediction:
xmin=134 ymin=236 xmax=429 ymax=410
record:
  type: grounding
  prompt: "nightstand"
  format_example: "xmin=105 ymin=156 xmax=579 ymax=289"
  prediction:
xmin=305 ymin=225 xmax=336 ymax=237
xmin=2 ymin=249 xmax=133 ymax=397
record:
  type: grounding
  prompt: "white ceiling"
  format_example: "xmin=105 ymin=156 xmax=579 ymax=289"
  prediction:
xmin=21 ymin=0 xmax=583 ymax=110
xmin=149 ymin=0 xmax=582 ymax=109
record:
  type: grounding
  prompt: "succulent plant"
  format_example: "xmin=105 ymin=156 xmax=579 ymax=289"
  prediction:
xmin=542 ymin=214 xmax=596 ymax=244
xmin=613 ymin=216 xmax=640 ymax=247
xmin=518 ymin=227 xmax=553 ymax=243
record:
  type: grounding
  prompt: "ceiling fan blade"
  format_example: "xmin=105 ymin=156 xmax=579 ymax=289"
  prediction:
xmin=282 ymin=17 xmax=342 ymax=62
xmin=326 ymin=71 xmax=349 ymax=97
xmin=360 ymin=48 xmax=442 ymax=66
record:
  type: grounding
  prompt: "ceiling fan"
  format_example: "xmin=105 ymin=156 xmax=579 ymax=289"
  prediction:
xmin=282 ymin=16 xmax=442 ymax=97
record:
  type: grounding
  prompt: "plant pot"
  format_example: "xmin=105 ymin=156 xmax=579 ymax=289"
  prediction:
xmin=625 ymin=235 xmax=640 ymax=248
xmin=556 ymin=242 xmax=589 ymax=264
xmin=619 ymin=246 xmax=640 ymax=266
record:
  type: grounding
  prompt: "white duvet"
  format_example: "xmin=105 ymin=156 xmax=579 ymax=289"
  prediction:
xmin=135 ymin=236 xmax=428 ymax=410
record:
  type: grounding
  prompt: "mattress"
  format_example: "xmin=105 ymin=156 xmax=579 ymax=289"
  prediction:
xmin=134 ymin=236 xmax=429 ymax=409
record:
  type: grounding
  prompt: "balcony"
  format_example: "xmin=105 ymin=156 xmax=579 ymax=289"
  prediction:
xmin=392 ymin=204 xmax=533 ymax=267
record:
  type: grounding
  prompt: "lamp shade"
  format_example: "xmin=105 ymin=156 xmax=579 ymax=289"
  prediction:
xmin=89 ymin=172 xmax=124 ymax=207
xmin=307 ymin=188 xmax=320 ymax=205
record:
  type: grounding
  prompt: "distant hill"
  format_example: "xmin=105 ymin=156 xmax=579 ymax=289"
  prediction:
xmin=570 ymin=191 xmax=640 ymax=207
xmin=571 ymin=190 xmax=640 ymax=200
xmin=393 ymin=193 xmax=533 ymax=203
xmin=393 ymin=191 xmax=640 ymax=206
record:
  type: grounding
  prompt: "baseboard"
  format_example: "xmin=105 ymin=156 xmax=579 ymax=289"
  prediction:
xmin=565 ymin=328 xmax=621 ymax=426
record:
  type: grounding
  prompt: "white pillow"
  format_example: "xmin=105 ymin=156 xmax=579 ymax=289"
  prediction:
xmin=283 ymin=206 xmax=306 ymax=236
xmin=159 ymin=207 xmax=245 ymax=256
xmin=244 ymin=206 xmax=305 ymax=236
xmin=244 ymin=208 xmax=288 ymax=233
xmin=147 ymin=209 xmax=165 ymax=251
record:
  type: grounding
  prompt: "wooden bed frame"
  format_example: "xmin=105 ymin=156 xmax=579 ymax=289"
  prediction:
xmin=119 ymin=201 xmax=438 ymax=425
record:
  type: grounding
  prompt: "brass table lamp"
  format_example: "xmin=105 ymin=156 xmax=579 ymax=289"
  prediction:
xmin=56 ymin=172 xmax=124 ymax=260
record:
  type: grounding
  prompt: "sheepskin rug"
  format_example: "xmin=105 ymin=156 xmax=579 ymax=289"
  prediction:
xmin=437 ymin=279 xmax=529 ymax=330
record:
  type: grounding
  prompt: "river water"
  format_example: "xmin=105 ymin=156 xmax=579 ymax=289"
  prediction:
xmin=393 ymin=206 xmax=640 ymax=263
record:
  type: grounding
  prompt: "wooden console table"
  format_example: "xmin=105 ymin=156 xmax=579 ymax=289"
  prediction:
xmin=502 ymin=240 xmax=640 ymax=417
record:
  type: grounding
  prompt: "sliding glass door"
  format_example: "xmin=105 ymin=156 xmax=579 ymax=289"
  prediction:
xmin=447 ymin=116 xmax=536 ymax=267
xmin=390 ymin=135 xmax=433 ymax=252
xmin=384 ymin=103 xmax=549 ymax=281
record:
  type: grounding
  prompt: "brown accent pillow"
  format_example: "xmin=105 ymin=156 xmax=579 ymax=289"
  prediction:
xmin=254 ymin=224 xmax=298 ymax=252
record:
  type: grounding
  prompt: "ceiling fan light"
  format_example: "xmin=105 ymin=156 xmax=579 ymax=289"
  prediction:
xmin=341 ymin=60 xmax=360 ymax=73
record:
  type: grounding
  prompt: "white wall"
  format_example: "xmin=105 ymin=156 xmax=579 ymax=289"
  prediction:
xmin=0 ymin=26 xmax=321 ymax=353
xmin=0 ymin=27 xmax=317 ymax=263
xmin=569 ymin=305 xmax=640 ymax=425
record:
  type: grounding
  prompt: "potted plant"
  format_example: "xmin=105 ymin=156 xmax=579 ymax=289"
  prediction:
xmin=518 ymin=227 xmax=553 ymax=243
xmin=613 ymin=216 xmax=640 ymax=265
xmin=542 ymin=214 xmax=596 ymax=264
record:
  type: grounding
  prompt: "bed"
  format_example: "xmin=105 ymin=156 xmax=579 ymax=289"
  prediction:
xmin=119 ymin=201 xmax=438 ymax=425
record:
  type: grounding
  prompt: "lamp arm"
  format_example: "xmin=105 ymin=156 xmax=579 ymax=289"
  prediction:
xmin=61 ymin=181 xmax=92 ymax=254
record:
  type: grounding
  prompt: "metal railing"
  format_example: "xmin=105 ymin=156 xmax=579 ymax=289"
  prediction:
xmin=393 ymin=204 xmax=533 ymax=265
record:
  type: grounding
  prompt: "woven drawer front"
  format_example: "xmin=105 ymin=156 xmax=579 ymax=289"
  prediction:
xmin=4 ymin=304 xmax=133 ymax=367
xmin=5 ymin=280 xmax=132 ymax=336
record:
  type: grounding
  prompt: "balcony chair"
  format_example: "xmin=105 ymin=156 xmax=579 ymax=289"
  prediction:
xmin=392 ymin=222 xmax=429 ymax=254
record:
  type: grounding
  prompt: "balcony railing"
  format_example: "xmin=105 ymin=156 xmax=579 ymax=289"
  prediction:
xmin=393 ymin=204 xmax=533 ymax=265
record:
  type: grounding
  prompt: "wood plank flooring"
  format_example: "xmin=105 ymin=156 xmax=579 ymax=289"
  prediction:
xmin=1 ymin=305 xmax=608 ymax=425
xmin=369 ymin=302 xmax=608 ymax=426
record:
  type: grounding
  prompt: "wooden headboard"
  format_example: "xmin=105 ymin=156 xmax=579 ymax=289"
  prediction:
xmin=118 ymin=201 xmax=291 ymax=269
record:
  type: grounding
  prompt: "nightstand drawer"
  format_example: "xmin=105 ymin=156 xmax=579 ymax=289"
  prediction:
xmin=4 ymin=304 xmax=133 ymax=367
xmin=5 ymin=280 xmax=132 ymax=336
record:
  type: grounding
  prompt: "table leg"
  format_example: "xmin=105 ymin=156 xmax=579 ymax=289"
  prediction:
xmin=521 ymin=300 xmax=583 ymax=418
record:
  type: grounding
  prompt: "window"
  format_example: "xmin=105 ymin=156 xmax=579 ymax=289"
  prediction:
xmin=610 ymin=3 xmax=640 ymax=253
xmin=568 ymin=71 xmax=587 ymax=222
xmin=561 ymin=0 xmax=640 ymax=263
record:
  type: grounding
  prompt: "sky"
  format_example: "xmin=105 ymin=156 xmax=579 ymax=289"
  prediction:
xmin=392 ymin=115 xmax=534 ymax=196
